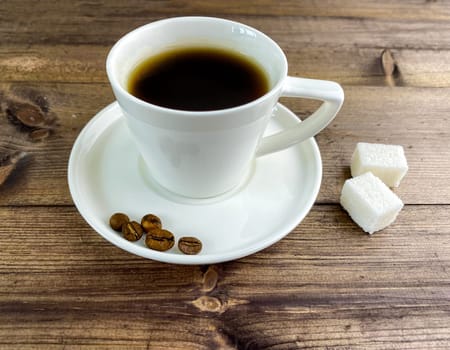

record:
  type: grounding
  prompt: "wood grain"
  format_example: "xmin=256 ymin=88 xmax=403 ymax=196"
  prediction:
xmin=1 ymin=1 xmax=450 ymax=349
xmin=1 ymin=1 xmax=450 ymax=49
xmin=0 ymin=83 xmax=448 ymax=205
xmin=1 ymin=205 xmax=449 ymax=349
xmin=2 ymin=45 xmax=450 ymax=88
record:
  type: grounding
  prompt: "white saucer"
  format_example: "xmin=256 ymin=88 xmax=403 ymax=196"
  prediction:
xmin=68 ymin=102 xmax=322 ymax=265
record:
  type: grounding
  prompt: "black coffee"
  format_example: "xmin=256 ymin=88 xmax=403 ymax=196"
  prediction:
xmin=127 ymin=47 xmax=269 ymax=111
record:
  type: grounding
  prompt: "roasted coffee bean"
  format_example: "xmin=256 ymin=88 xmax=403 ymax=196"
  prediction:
xmin=122 ymin=221 xmax=144 ymax=241
xmin=141 ymin=214 xmax=162 ymax=233
xmin=109 ymin=213 xmax=130 ymax=231
xmin=145 ymin=229 xmax=175 ymax=251
xmin=178 ymin=236 xmax=202 ymax=255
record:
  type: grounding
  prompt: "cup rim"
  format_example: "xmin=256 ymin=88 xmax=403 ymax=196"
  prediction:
xmin=106 ymin=16 xmax=288 ymax=117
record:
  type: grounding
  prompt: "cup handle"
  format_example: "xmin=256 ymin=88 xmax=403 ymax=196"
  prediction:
xmin=256 ymin=76 xmax=344 ymax=157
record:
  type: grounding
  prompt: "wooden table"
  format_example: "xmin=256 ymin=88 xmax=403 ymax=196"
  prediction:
xmin=1 ymin=1 xmax=450 ymax=349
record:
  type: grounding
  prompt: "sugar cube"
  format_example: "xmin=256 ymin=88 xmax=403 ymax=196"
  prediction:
xmin=351 ymin=142 xmax=408 ymax=187
xmin=340 ymin=172 xmax=404 ymax=234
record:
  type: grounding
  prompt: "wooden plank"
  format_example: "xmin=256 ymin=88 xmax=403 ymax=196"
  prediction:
xmin=2 ymin=205 xmax=449 ymax=287
xmin=0 ymin=205 xmax=449 ymax=348
xmin=1 ymin=45 xmax=450 ymax=88
xmin=284 ymin=85 xmax=450 ymax=204
xmin=1 ymin=2 xmax=450 ymax=49
xmin=0 ymin=83 xmax=449 ymax=205
xmin=2 ymin=0 xmax=450 ymax=24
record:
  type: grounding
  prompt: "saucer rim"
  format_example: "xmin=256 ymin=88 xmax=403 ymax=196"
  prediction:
xmin=68 ymin=101 xmax=322 ymax=264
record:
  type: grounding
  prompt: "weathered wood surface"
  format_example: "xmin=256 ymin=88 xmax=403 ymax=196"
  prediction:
xmin=2 ymin=45 xmax=450 ymax=88
xmin=1 ymin=1 xmax=450 ymax=349
xmin=0 ymin=83 xmax=448 ymax=205
xmin=1 ymin=205 xmax=450 ymax=349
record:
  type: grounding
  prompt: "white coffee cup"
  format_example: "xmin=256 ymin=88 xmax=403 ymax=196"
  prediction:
xmin=106 ymin=17 xmax=344 ymax=198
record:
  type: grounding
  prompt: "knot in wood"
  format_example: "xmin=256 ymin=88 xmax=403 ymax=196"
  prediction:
xmin=202 ymin=265 xmax=219 ymax=292
xmin=29 ymin=128 xmax=51 ymax=141
xmin=192 ymin=296 xmax=223 ymax=313
xmin=381 ymin=49 xmax=396 ymax=76
xmin=9 ymin=103 xmax=45 ymax=127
